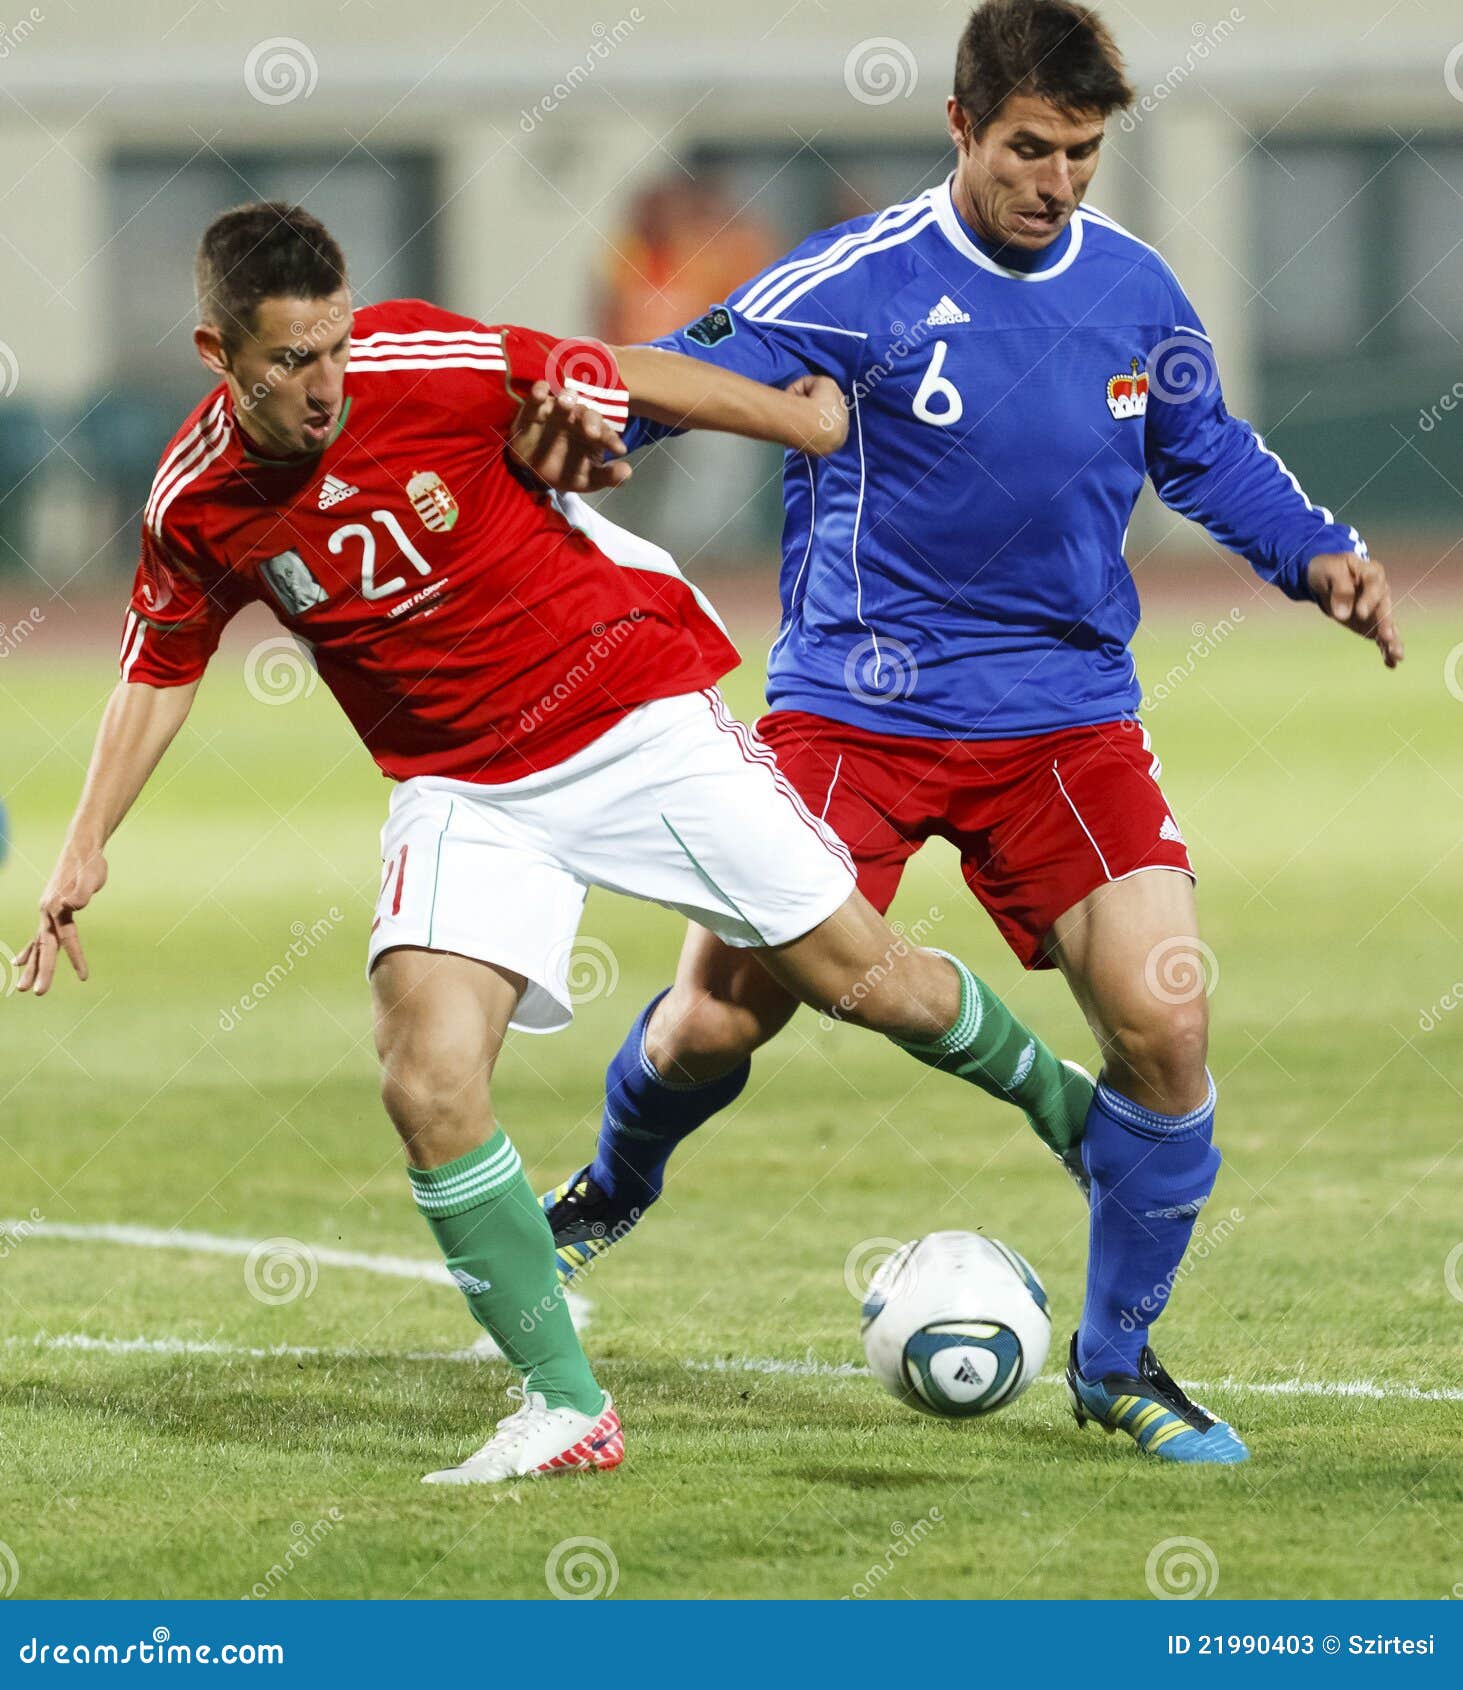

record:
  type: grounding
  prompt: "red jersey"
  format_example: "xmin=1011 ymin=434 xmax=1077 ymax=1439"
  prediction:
xmin=121 ymin=298 xmax=739 ymax=782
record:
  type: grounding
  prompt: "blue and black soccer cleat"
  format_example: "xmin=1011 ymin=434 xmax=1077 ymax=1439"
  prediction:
xmin=1065 ymin=1333 xmax=1250 ymax=1463
xmin=541 ymin=1166 xmax=643 ymax=1286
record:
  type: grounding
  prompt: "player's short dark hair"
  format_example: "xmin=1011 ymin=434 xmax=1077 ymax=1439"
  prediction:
xmin=954 ymin=0 xmax=1133 ymax=133
xmin=194 ymin=201 xmax=348 ymax=346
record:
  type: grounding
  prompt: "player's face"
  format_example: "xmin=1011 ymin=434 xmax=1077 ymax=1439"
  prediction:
xmin=198 ymin=291 xmax=353 ymax=458
xmin=947 ymin=93 xmax=1106 ymax=251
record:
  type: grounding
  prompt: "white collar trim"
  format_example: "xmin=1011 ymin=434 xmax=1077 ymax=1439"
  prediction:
xmin=934 ymin=176 xmax=1084 ymax=281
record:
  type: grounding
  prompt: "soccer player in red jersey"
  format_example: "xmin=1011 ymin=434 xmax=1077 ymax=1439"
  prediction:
xmin=17 ymin=202 xmax=1092 ymax=1485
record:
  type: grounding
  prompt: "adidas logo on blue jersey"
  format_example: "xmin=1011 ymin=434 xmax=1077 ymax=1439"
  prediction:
xmin=925 ymin=295 xmax=971 ymax=326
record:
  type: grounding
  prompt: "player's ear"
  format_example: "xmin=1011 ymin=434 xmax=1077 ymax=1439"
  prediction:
xmin=193 ymin=322 xmax=230 ymax=378
xmin=947 ymin=96 xmax=972 ymax=153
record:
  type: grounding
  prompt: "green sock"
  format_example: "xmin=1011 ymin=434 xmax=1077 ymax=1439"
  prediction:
xmin=892 ymin=953 xmax=1092 ymax=1156
xmin=408 ymin=1130 xmax=603 ymax=1415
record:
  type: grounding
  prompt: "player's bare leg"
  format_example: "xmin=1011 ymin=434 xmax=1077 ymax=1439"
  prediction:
xmin=1045 ymin=869 xmax=1246 ymax=1462
xmin=1046 ymin=867 xmax=1209 ymax=1115
xmin=372 ymin=948 xmax=623 ymax=1484
xmin=544 ymin=890 xmax=1094 ymax=1280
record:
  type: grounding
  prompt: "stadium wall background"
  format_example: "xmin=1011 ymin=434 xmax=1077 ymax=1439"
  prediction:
xmin=0 ymin=0 xmax=1458 ymax=579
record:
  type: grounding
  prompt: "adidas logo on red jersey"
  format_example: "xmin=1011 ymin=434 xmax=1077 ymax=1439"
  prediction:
xmin=317 ymin=473 xmax=359 ymax=510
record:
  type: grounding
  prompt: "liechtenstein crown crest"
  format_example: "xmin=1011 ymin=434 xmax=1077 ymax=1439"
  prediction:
xmin=1106 ymin=357 xmax=1149 ymax=420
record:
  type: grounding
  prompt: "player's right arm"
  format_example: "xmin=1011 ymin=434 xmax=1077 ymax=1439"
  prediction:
xmin=17 ymin=679 xmax=199 ymax=995
xmin=18 ymin=524 xmax=239 ymax=995
xmin=612 ymin=224 xmax=874 ymax=456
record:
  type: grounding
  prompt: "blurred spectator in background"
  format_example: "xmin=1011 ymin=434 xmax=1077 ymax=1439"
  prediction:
xmin=594 ymin=173 xmax=781 ymax=567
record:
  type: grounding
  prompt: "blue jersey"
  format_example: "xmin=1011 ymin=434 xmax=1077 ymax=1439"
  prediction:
xmin=623 ymin=179 xmax=1365 ymax=740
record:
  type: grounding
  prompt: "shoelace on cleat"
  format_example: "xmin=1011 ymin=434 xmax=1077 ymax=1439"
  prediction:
xmin=463 ymin=1387 xmax=562 ymax=1464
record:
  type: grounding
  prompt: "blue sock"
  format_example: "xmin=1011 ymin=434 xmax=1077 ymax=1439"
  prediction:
xmin=588 ymin=991 xmax=750 ymax=1214
xmin=1076 ymin=1073 xmax=1221 ymax=1381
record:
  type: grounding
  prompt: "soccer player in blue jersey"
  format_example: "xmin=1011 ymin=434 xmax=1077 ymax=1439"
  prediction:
xmin=542 ymin=0 xmax=1402 ymax=1463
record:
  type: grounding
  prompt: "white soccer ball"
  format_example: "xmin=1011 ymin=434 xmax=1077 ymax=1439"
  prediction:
xmin=859 ymin=1230 xmax=1051 ymax=1417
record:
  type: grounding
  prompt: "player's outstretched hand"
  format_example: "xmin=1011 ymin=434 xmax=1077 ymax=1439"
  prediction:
xmin=508 ymin=381 xmax=632 ymax=494
xmin=16 ymin=841 xmax=107 ymax=996
xmin=1307 ymin=551 xmax=1404 ymax=668
xmin=784 ymin=373 xmax=849 ymax=456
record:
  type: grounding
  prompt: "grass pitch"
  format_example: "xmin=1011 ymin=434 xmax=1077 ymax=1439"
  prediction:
xmin=0 ymin=589 xmax=1459 ymax=1601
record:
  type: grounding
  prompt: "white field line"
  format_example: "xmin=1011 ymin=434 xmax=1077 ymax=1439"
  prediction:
xmin=0 ymin=1217 xmax=590 ymax=1357
xmin=681 ymin=1353 xmax=1463 ymax=1404
xmin=2 ymin=1332 xmax=492 ymax=1365
xmin=10 ymin=1337 xmax=1459 ymax=1405
xmin=3 ymin=1224 xmax=1456 ymax=1406
xmin=4 ymin=1218 xmax=458 ymax=1284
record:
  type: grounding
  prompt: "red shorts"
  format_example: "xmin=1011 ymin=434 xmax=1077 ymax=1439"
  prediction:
xmin=755 ymin=711 xmax=1194 ymax=969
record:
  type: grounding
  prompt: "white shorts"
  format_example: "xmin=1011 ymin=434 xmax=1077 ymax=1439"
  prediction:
xmin=367 ymin=688 xmax=857 ymax=1033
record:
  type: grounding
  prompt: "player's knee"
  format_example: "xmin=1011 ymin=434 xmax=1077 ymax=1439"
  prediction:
xmin=653 ymin=985 xmax=784 ymax=1073
xmin=377 ymin=1034 xmax=490 ymax=1157
xmin=1106 ymin=997 xmax=1209 ymax=1108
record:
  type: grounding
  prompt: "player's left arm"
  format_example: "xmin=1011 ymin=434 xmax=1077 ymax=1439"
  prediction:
xmin=1144 ymin=315 xmax=1402 ymax=668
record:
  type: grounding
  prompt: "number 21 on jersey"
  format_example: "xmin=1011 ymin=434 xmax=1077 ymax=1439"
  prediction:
xmin=329 ymin=509 xmax=433 ymax=601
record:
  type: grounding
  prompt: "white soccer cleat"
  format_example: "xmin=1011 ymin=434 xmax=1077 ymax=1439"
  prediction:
xmin=421 ymin=1387 xmax=624 ymax=1486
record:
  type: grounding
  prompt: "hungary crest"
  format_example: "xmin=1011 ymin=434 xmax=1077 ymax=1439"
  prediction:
xmin=406 ymin=469 xmax=459 ymax=533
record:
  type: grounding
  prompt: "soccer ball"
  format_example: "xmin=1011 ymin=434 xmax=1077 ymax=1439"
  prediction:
xmin=860 ymin=1230 xmax=1051 ymax=1417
